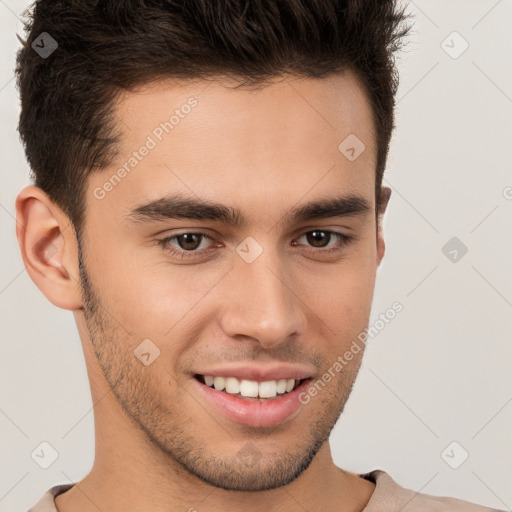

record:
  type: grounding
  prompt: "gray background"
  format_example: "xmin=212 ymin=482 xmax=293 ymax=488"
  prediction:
xmin=1 ymin=0 xmax=511 ymax=510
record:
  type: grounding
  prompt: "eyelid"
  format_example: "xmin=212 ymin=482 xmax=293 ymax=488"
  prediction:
xmin=294 ymin=230 xmax=352 ymax=246
xmin=157 ymin=230 xmax=216 ymax=252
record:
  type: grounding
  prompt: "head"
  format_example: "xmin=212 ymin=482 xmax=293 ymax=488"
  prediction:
xmin=15 ymin=0 xmax=410 ymax=493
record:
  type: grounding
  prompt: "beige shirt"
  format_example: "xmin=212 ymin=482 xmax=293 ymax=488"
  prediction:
xmin=28 ymin=469 xmax=504 ymax=511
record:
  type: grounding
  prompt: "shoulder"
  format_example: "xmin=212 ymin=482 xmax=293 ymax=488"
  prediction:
xmin=27 ymin=484 xmax=74 ymax=512
xmin=360 ymin=469 xmax=505 ymax=512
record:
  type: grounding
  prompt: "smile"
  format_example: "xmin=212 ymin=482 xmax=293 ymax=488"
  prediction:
xmin=192 ymin=374 xmax=314 ymax=427
xmin=195 ymin=374 xmax=305 ymax=401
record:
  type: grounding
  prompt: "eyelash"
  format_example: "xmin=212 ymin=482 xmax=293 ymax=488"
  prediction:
xmin=156 ymin=230 xmax=354 ymax=260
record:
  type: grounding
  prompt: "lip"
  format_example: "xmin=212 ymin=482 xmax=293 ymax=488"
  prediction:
xmin=192 ymin=375 xmax=313 ymax=428
xmin=192 ymin=364 xmax=314 ymax=382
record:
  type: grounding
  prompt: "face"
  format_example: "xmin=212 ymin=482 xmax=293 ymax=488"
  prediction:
xmin=77 ymin=71 xmax=385 ymax=491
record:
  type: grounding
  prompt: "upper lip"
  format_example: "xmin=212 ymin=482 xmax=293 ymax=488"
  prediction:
xmin=193 ymin=364 xmax=314 ymax=382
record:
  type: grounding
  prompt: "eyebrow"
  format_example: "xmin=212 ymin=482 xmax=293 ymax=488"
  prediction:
xmin=127 ymin=192 xmax=372 ymax=227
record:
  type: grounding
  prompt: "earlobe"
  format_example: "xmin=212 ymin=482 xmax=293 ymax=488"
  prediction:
xmin=15 ymin=185 xmax=83 ymax=310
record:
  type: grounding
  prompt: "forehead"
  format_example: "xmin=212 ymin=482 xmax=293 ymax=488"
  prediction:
xmin=88 ymin=71 xmax=377 ymax=224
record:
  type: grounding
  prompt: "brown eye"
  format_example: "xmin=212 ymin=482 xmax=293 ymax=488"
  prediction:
xmin=291 ymin=230 xmax=355 ymax=258
xmin=175 ymin=233 xmax=204 ymax=251
xmin=157 ymin=231 xmax=215 ymax=258
xmin=305 ymin=230 xmax=331 ymax=248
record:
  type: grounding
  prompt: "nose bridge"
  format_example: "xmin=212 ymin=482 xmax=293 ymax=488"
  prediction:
xmin=219 ymin=240 xmax=306 ymax=347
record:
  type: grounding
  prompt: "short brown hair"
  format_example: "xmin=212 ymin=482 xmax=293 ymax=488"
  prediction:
xmin=15 ymin=0 xmax=411 ymax=237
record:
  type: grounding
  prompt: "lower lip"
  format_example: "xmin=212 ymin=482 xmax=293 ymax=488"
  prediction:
xmin=192 ymin=377 xmax=312 ymax=428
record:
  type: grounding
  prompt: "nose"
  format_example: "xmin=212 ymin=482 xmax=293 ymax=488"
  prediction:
xmin=218 ymin=244 xmax=307 ymax=350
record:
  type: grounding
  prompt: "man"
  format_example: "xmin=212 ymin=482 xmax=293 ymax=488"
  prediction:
xmin=14 ymin=0 xmax=503 ymax=510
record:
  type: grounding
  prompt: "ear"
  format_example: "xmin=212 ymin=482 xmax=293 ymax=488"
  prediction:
xmin=15 ymin=185 xmax=83 ymax=310
xmin=376 ymin=186 xmax=391 ymax=267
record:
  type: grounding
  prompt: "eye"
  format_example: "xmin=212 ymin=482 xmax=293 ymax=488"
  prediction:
xmin=297 ymin=230 xmax=346 ymax=248
xmin=167 ymin=232 xmax=210 ymax=251
xmin=293 ymin=230 xmax=354 ymax=254
xmin=156 ymin=231 xmax=217 ymax=259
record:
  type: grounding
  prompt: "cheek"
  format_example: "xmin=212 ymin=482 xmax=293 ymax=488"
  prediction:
xmin=310 ymin=278 xmax=374 ymax=336
xmin=301 ymin=245 xmax=377 ymax=338
xmin=311 ymin=245 xmax=377 ymax=302
xmin=92 ymin=241 xmax=229 ymax=337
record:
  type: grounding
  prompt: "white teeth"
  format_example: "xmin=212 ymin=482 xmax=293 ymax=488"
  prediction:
xmin=240 ymin=379 xmax=259 ymax=397
xmin=202 ymin=375 xmax=302 ymax=398
xmin=213 ymin=376 xmax=225 ymax=391
xmin=225 ymin=377 xmax=240 ymax=394
xmin=276 ymin=379 xmax=287 ymax=394
xmin=258 ymin=380 xmax=277 ymax=398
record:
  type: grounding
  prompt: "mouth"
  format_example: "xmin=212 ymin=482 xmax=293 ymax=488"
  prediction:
xmin=193 ymin=374 xmax=308 ymax=401
xmin=192 ymin=373 xmax=314 ymax=427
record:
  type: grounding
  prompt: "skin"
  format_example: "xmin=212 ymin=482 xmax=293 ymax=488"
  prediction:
xmin=16 ymin=70 xmax=391 ymax=512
